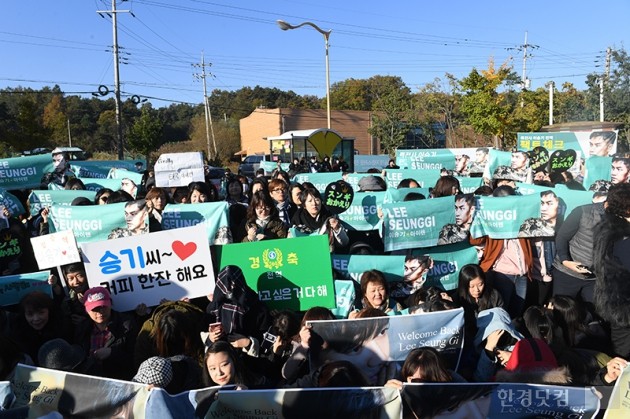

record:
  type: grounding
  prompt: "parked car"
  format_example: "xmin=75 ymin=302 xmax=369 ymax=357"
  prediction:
xmin=238 ymin=155 xmax=267 ymax=178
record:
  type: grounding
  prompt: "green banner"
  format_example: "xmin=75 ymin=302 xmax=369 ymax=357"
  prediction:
xmin=331 ymin=254 xmax=405 ymax=283
xmin=217 ymin=235 xmax=335 ymax=311
xmin=0 ymin=187 xmax=26 ymax=216
xmin=107 ymin=167 xmax=143 ymax=185
xmin=72 ymin=162 xmax=113 ymax=179
xmin=383 ymin=187 xmax=431 ymax=203
xmin=382 ymin=196 xmax=455 ymax=251
xmin=260 ymin=160 xmax=290 ymax=173
xmin=517 ymin=132 xmax=582 ymax=153
xmin=291 ymin=172 xmax=343 ymax=193
xmin=337 ymin=191 xmax=385 ymax=231
xmin=81 ymin=178 xmax=122 ymax=193
xmin=48 ymin=202 xmax=127 ymax=243
xmin=382 ymin=169 xmax=441 ymax=190
xmin=486 ymin=149 xmax=512 ymax=180
xmin=584 ymin=155 xmax=612 ymax=189
xmin=395 ymin=149 xmax=456 ymax=170
xmin=458 ymin=176 xmax=484 ymax=194
xmin=0 ymin=154 xmax=52 ymax=190
xmin=28 ymin=189 xmax=96 ymax=216
xmin=161 ymin=202 xmax=231 ymax=244
xmin=413 ymin=242 xmax=479 ymax=291
xmin=470 ymin=195 xmax=539 ymax=239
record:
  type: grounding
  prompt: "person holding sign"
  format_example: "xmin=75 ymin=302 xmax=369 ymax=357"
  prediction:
xmin=239 ymin=191 xmax=288 ymax=242
xmin=40 ymin=149 xmax=75 ymax=189
xmin=291 ymin=187 xmax=348 ymax=252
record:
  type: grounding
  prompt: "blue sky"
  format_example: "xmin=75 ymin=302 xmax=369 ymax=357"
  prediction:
xmin=2 ymin=0 xmax=628 ymax=107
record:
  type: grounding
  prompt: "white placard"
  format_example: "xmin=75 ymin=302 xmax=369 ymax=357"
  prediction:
xmin=154 ymin=152 xmax=205 ymax=188
xmin=30 ymin=230 xmax=81 ymax=270
xmin=80 ymin=224 xmax=214 ymax=311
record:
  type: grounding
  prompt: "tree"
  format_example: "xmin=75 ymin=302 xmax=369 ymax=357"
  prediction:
xmin=413 ymin=75 xmax=462 ymax=147
xmin=458 ymin=59 xmax=518 ymax=149
xmin=368 ymin=87 xmax=418 ymax=155
xmin=126 ymin=105 xmax=164 ymax=162
xmin=43 ymin=95 xmax=67 ymax=145
xmin=554 ymin=82 xmax=589 ymax=123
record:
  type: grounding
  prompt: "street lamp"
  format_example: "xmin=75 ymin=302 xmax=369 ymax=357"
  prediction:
xmin=277 ymin=19 xmax=332 ymax=129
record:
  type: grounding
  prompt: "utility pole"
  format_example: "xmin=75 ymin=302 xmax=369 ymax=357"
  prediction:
xmin=547 ymin=81 xmax=554 ymax=125
xmin=97 ymin=1 xmax=129 ymax=160
xmin=597 ymin=47 xmax=613 ymax=122
xmin=192 ymin=52 xmax=217 ymax=161
xmin=506 ymin=32 xmax=538 ymax=107
xmin=67 ymin=119 xmax=72 ymax=147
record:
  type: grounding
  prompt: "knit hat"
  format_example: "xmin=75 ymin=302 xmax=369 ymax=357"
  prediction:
xmin=504 ymin=338 xmax=558 ymax=372
xmin=492 ymin=165 xmax=520 ymax=181
xmin=133 ymin=356 xmax=173 ymax=387
xmin=358 ymin=175 xmax=386 ymax=192
xmin=38 ymin=338 xmax=85 ymax=371
xmin=83 ymin=287 xmax=112 ymax=312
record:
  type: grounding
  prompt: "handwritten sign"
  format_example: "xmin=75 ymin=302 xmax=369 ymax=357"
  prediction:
xmin=549 ymin=149 xmax=577 ymax=173
xmin=530 ymin=146 xmax=550 ymax=172
xmin=31 ymin=230 xmax=81 ymax=270
xmin=80 ymin=224 xmax=214 ymax=311
xmin=154 ymin=152 xmax=205 ymax=188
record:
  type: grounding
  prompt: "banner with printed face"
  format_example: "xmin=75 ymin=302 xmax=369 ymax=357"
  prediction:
xmin=331 ymin=254 xmax=405 ymax=283
xmin=470 ymin=195 xmax=540 ymax=239
xmin=0 ymin=271 xmax=50 ymax=306
xmin=161 ymin=202 xmax=231 ymax=245
xmin=519 ymin=130 xmax=618 ymax=158
xmin=207 ymin=387 xmax=402 ymax=419
xmin=10 ymin=364 xmax=150 ymax=418
xmin=382 ymin=168 xmax=441 ymax=190
xmin=402 ymin=382 xmax=600 ymax=419
xmin=154 ymin=152 xmax=206 ymax=188
xmin=337 ymin=191 xmax=385 ymax=231
xmin=308 ymin=309 xmax=464 ymax=386
xmin=31 ymin=230 xmax=81 ymax=270
xmin=217 ymin=235 xmax=335 ymax=311
xmin=605 ymin=363 xmax=630 ymax=418
xmin=0 ymin=187 xmax=25 ymax=217
xmin=0 ymin=154 xmax=52 ymax=190
xmin=81 ymin=178 xmax=123 ymax=193
xmin=355 ymin=154 xmax=391 ymax=172
xmin=48 ymin=202 xmax=128 ymax=243
xmin=416 ymin=242 xmax=480 ymax=291
xmin=28 ymin=189 xmax=96 ymax=216
xmin=81 ymin=224 xmax=214 ymax=311
xmin=382 ymin=196 xmax=456 ymax=251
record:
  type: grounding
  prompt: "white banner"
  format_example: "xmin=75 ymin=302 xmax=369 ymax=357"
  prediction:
xmin=80 ymin=224 xmax=214 ymax=311
xmin=154 ymin=152 xmax=205 ymax=188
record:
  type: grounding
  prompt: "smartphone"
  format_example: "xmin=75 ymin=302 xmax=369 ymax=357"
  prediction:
xmin=209 ymin=322 xmax=222 ymax=332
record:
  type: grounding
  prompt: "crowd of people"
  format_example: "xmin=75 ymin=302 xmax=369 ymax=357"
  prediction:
xmin=0 ymin=146 xmax=629 ymax=414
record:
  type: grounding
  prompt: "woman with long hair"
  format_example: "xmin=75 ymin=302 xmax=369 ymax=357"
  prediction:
xmin=238 ymin=190 xmax=287 ymax=242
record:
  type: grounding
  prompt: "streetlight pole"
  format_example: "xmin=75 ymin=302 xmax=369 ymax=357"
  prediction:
xmin=277 ymin=20 xmax=332 ymax=129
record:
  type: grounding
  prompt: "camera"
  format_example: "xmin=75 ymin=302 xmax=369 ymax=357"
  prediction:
xmin=260 ymin=327 xmax=278 ymax=355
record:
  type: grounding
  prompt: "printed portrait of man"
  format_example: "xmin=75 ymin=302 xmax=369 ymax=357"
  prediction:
xmin=611 ymin=157 xmax=630 ymax=184
xmin=438 ymin=194 xmax=475 ymax=245
xmin=589 ymin=131 xmax=617 ymax=157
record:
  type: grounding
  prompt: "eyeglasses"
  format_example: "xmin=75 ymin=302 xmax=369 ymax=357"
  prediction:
xmin=271 ymin=188 xmax=286 ymax=193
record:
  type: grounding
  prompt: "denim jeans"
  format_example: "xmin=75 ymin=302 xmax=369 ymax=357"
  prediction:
xmin=491 ymin=271 xmax=528 ymax=318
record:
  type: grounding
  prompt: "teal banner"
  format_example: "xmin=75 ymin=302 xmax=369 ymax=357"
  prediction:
xmin=291 ymin=172 xmax=343 ymax=193
xmin=81 ymin=178 xmax=122 ymax=193
xmin=0 ymin=187 xmax=26 ymax=216
xmin=486 ymin=149 xmax=512 ymax=180
xmin=73 ymin=160 xmax=143 ymax=179
xmin=355 ymin=154 xmax=390 ymax=172
xmin=217 ymin=235 xmax=335 ymax=311
xmin=470 ymin=195 xmax=539 ymax=239
xmin=382 ymin=196 xmax=455 ymax=251
xmin=28 ymin=190 xmax=96 ymax=216
xmin=0 ymin=271 xmax=51 ymax=306
xmin=517 ymin=132 xmax=582 ymax=153
xmin=583 ymin=156 xmax=612 ymax=189
xmin=331 ymin=279 xmax=356 ymax=319
xmin=107 ymin=167 xmax=143 ymax=185
xmin=0 ymin=154 xmax=52 ymax=190
xmin=414 ymin=242 xmax=479 ymax=291
xmin=48 ymin=202 xmax=127 ymax=243
xmin=384 ymin=187 xmax=431 ymax=203
xmin=458 ymin=176 xmax=484 ymax=194
xmin=331 ymin=254 xmax=405 ymax=283
xmin=260 ymin=160 xmax=290 ymax=174
xmin=337 ymin=191 xmax=385 ymax=231
xmin=160 ymin=202 xmax=231 ymax=244
xmin=395 ymin=149 xmax=456 ymax=170
xmin=382 ymin=169 xmax=441 ymax=190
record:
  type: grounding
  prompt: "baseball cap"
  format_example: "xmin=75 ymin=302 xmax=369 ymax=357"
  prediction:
xmin=83 ymin=286 xmax=112 ymax=312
